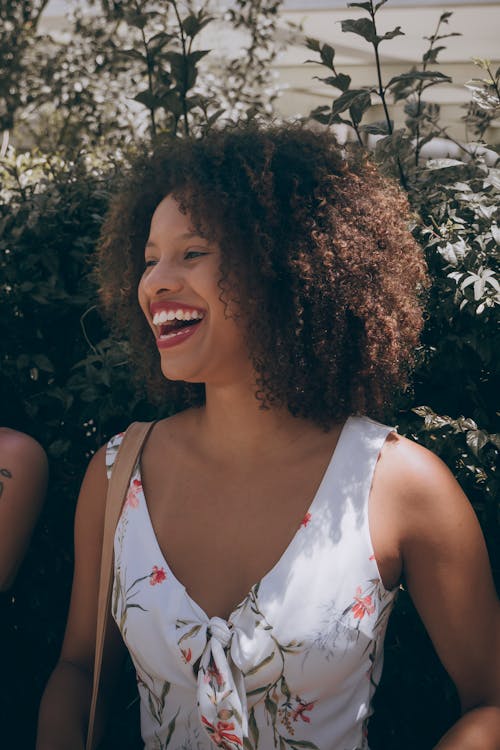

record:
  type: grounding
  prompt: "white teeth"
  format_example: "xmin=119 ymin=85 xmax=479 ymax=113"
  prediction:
xmin=152 ymin=308 xmax=204 ymax=325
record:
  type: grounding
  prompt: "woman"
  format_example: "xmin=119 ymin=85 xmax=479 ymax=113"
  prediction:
xmin=37 ymin=126 xmax=499 ymax=749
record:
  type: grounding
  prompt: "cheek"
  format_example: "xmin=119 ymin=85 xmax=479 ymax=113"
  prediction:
xmin=137 ymin=280 xmax=153 ymax=326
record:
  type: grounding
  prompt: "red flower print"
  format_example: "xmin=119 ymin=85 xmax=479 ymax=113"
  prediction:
xmin=149 ymin=565 xmax=167 ymax=586
xmin=204 ymin=663 xmax=225 ymax=688
xmin=125 ymin=478 xmax=142 ymax=509
xmin=352 ymin=586 xmax=375 ymax=620
xmin=291 ymin=699 xmax=316 ymax=723
xmin=181 ymin=647 xmax=192 ymax=663
xmin=201 ymin=716 xmax=243 ymax=747
xmin=300 ymin=512 xmax=312 ymax=528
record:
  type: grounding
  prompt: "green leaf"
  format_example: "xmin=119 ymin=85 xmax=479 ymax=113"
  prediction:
xmin=157 ymin=90 xmax=184 ymax=116
xmin=423 ymin=46 xmax=446 ymax=65
xmin=349 ymin=90 xmax=371 ymax=125
xmin=117 ymin=47 xmax=147 ymax=62
xmin=305 ymin=37 xmax=321 ymax=52
xmin=341 ymin=18 xmax=377 ymax=45
xmin=182 ymin=14 xmax=201 ymax=37
xmin=330 ymin=89 xmax=370 ymax=118
xmin=347 ymin=2 xmax=372 ymax=11
xmin=314 ymin=74 xmax=351 ymax=92
xmin=466 ymin=429 xmax=489 ymax=457
xmin=439 ymin=11 xmax=453 ymax=23
xmin=147 ymin=32 xmax=174 ymax=52
xmin=133 ymin=89 xmax=158 ymax=110
xmin=123 ymin=11 xmax=149 ymax=30
xmin=379 ymin=26 xmax=404 ymax=42
xmin=387 ymin=71 xmax=451 ymax=88
xmin=320 ymin=44 xmax=335 ymax=70
xmin=360 ymin=120 xmax=392 ymax=135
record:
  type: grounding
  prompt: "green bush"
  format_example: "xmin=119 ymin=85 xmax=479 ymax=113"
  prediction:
xmin=0 ymin=1 xmax=498 ymax=748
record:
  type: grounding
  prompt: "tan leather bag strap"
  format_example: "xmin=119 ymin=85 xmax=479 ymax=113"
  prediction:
xmin=86 ymin=420 xmax=155 ymax=750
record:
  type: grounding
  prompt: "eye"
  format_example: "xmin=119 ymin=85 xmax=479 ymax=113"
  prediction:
xmin=144 ymin=258 xmax=157 ymax=268
xmin=184 ymin=248 xmax=209 ymax=261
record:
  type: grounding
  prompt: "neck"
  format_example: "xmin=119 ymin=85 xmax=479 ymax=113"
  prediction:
xmin=194 ymin=381 xmax=317 ymax=463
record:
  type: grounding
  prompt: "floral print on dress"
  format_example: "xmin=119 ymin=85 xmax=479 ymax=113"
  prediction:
xmin=125 ymin=477 xmax=143 ymax=509
xmin=300 ymin=512 xmax=312 ymax=528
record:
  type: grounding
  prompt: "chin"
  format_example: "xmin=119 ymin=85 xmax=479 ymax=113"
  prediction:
xmin=160 ymin=361 xmax=203 ymax=384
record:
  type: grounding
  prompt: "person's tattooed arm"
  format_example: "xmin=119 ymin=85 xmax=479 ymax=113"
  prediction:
xmin=0 ymin=430 xmax=47 ymax=590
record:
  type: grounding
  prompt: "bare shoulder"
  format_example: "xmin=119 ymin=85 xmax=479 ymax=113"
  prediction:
xmin=74 ymin=443 xmax=109 ymax=524
xmin=377 ymin=431 xmax=476 ymax=541
xmin=0 ymin=427 xmax=48 ymax=476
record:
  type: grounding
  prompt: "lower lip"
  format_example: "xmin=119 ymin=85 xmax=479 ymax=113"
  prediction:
xmin=156 ymin=321 xmax=202 ymax=350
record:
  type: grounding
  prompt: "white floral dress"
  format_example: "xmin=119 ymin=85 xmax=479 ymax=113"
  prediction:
xmin=107 ymin=416 xmax=398 ymax=750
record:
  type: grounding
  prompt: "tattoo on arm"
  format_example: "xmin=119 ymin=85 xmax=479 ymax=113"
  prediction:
xmin=0 ymin=468 xmax=13 ymax=499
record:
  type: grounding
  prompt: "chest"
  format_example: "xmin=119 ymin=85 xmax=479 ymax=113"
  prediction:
xmin=139 ymin=444 xmax=335 ymax=619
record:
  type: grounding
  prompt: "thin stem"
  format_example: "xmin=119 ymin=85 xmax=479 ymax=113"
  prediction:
xmin=133 ymin=0 xmax=156 ymax=137
xmin=80 ymin=306 xmax=99 ymax=355
xmin=140 ymin=28 xmax=157 ymax=138
xmin=171 ymin=0 xmax=190 ymax=137
xmin=415 ymin=15 xmax=445 ymax=166
xmin=368 ymin=2 xmax=410 ymax=190
xmin=368 ymin=3 xmax=392 ymax=134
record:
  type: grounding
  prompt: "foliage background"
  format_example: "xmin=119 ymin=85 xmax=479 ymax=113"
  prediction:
xmin=0 ymin=1 xmax=499 ymax=747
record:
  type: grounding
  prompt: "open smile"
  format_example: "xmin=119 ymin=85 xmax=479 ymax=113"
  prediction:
xmin=150 ymin=302 xmax=205 ymax=350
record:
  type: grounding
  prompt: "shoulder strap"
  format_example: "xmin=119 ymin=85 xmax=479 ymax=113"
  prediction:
xmin=86 ymin=420 xmax=155 ymax=750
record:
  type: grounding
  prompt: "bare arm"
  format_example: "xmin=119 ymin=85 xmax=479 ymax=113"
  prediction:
xmin=37 ymin=445 xmax=126 ymax=750
xmin=0 ymin=428 xmax=48 ymax=590
xmin=383 ymin=437 xmax=500 ymax=749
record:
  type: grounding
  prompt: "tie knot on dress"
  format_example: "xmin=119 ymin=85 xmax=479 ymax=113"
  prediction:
xmin=208 ymin=616 xmax=232 ymax=648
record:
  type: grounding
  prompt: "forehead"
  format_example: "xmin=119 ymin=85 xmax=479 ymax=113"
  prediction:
xmin=148 ymin=195 xmax=194 ymax=240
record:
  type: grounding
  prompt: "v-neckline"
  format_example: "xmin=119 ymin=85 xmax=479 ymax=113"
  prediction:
xmin=134 ymin=417 xmax=352 ymax=624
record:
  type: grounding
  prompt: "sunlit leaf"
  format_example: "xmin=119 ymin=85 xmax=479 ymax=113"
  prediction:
xmin=341 ymin=18 xmax=377 ymax=45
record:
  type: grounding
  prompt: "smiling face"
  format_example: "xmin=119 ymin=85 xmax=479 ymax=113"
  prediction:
xmin=138 ymin=194 xmax=254 ymax=387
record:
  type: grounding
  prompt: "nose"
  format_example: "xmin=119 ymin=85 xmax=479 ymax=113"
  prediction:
xmin=141 ymin=256 xmax=184 ymax=297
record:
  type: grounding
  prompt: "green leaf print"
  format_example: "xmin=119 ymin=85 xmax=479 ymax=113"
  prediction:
xmin=287 ymin=742 xmax=320 ymax=749
xmin=178 ymin=624 xmax=202 ymax=643
xmin=164 ymin=707 xmax=180 ymax=748
xmin=244 ymin=651 xmax=276 ymax=676
xmin=280 ymin=677 xmax=291 ymax=700
xmin=249 ymin=707 xmax=259 ymax=746
xmin=246 ymin=684 xmax=272 ymax=697
xmin=264 ymin=694 xmax=278 ymax=722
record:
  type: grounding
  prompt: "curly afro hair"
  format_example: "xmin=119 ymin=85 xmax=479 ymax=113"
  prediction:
xmin=97 ymin=124 xmax=428 ymax=427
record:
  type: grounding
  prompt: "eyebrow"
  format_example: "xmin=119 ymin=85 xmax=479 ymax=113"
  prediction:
xmin=145 ymin=231 xmax=208 ymax=249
